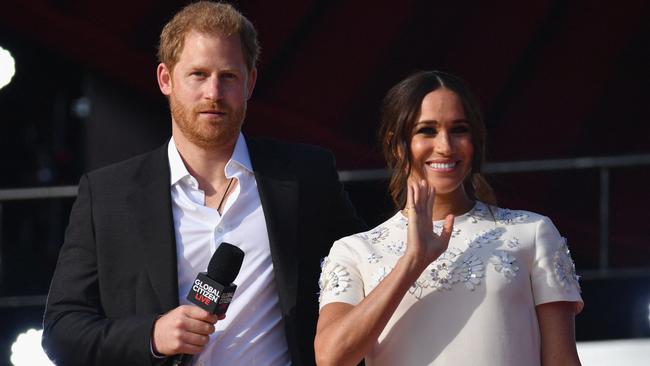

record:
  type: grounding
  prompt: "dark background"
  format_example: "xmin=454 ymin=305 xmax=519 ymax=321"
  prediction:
xmin=0 ymin=0 xmax=649 ymax=364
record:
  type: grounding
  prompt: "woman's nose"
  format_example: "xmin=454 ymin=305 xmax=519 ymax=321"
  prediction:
xmin=434 ymin=131 xmax=452 ymax=155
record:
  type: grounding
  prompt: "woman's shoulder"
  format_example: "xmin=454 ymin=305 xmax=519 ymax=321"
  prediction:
xmin=471 ymin=201 xmax=551 ymax=227
xmin=335 ymin=211 xmax=406 ymax=247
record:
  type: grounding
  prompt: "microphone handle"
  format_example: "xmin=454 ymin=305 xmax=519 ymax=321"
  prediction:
xmin=172 ymin=353 xmax=192 ymax=366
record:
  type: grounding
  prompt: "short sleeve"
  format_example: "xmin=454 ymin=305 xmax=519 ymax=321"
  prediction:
xmin=318 ymin=238 xmax=365 ymax=310
xmin=531 ymin=216 xmax=584 ymax=313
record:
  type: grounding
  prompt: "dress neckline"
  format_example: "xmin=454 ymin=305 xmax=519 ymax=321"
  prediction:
xmin=396 ymin=200 xmax=484 ymax=224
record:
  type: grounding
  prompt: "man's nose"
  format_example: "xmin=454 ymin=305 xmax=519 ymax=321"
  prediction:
xmin=204 ymin=76 xmax=222 ymax=100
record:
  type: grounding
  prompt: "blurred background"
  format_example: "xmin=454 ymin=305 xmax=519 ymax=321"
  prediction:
xmin=0 ymin=0 xmax=649 ymax=365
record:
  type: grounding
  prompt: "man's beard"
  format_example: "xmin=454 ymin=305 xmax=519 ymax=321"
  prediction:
xmin=170 ymin=94 xmax=245 ymax=150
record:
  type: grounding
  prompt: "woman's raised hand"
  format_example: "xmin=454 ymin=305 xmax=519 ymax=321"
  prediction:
xmin=404 ymin=179 xmax=454 ymax=271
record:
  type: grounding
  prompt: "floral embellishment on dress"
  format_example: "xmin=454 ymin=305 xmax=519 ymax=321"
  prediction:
xmin=424 ymin=248 xmax=485 ymax=292
xmin=367 ymin=252 xmax=383 ymax=264
xmin=426 ymin=248 xmax=463 ymax=291
xmin=317 ymin=257 xmax=331 ymax=301
xmin=464 ymin=227 xmax=505 ymax=249
xmin=318 ymin=259 xmax=352 ymax=301
xmin=433 ymin=222 xmax=461 ymax=237
xmin=394 ymin=215 xmax=408 ymax=230
xmin=384 ymin=240 xmax=406 ymax=256
xmin=409 ymin=278 xmax=430 ymax=299
xmin=371 ymin=266 xmax=392 ymax=288
xmin=353 ymin=232 xmax=369 ymax=241
xmin=491 ymin=250 xmax=519 ymax=279
xmin=451 ymin=227 xmax=461 ymax=237
xmin=467 ymin=203 xmax=488 ymax=223
xmin=552 ymin=238 xmax=580 ymax=291
xmin=455 ymin=254 xmax=485 ymax=291
xmin=428 ymin=262 xmax=455 ymax=291
xmin=369 ymin=226 xmax=390 ymax=243
xmin=319 ymin=257 xmax=330 ymax=270
xmin=495 ymin=208 xmax=529 ymax=225
xmin=507 ymin=237 xmax=520 ymax=248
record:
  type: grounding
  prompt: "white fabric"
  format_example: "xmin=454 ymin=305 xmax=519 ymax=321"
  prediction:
xmin=169 ymin=134 xmax=290 ymax=366
xmin=319 ymin=201 xmax=583 ymax=366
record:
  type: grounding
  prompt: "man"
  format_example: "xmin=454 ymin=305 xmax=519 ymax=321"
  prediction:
xmin=42 ymin=2 xmax=365 ymax=365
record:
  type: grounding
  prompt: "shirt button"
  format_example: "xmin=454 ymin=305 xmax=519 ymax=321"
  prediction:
xmin=216 ymin=227 xmax=223 ymax=233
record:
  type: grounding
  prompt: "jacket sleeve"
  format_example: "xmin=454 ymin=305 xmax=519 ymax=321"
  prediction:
xmin=42 ymin=174 xmax=164 ymax=366
xmin=322 ymin=151 xmax=367 ymax=240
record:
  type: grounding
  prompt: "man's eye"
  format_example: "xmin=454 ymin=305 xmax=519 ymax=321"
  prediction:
xmin=222 ymin=73 xmax=237 ymax=80
xmin=191 ymin=72 xmax=207 ymax=78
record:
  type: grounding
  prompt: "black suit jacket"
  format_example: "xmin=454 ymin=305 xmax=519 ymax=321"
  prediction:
xmin=43 ymin=137 xmax=366 ymax=366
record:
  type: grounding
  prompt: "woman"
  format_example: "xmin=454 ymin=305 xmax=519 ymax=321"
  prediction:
xmin=315 ymin=71 xmax=583 ymax=366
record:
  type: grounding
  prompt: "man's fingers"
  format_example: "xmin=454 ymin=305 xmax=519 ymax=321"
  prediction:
xmin=153 ymin=305 xmax=221 ymax=356
xmin=178 ymin=342 xmax=205 ymax=355
xmin=183 ymin=305 xmax=219 ymax=323
xmin=181 ymin=331 xmax=211 ymax=347
xmin=184 ymin=318 xmax=216 ymax=335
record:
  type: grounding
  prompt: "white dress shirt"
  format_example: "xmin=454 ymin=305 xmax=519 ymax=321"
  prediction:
xmin=168 ymin=134 xmax=290 ymax=366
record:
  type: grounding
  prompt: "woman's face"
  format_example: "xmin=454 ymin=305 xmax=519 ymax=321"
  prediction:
xmin=409 ymin=88 xmax=473 ymax=198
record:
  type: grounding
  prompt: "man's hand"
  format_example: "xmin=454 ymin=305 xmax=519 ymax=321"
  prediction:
xmin=152 ymin=305 xmax=225 ymax=356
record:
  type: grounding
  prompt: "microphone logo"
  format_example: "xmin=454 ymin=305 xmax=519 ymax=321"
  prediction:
xmin=187 ymin=272 xmax=237 ymax=315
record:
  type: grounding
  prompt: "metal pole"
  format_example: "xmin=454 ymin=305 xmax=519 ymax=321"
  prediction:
xmin=599 ymin=167 xmax=610 ymax=270
xmin=0 ymin=203 xmax=3 ymax=287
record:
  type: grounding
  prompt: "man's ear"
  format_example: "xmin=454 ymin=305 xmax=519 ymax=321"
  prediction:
xmin=246 ymin=67 xmax=257 ymax=100
xmin=157 ymin=63 xmax=173 ymax=96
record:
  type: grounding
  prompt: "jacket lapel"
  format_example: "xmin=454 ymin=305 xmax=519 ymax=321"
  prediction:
xmin=248 ymin=138 xmax=300 ymax=316
xmin=126 ymin=144 xmax=179 ymax=311
xmin=122 ymin=138 xmax=300 ymax=315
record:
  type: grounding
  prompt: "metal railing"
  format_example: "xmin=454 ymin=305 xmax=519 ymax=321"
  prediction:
xmin=1 ymin=153 xmax=649 ymax=307
xmin=0 ymin=185 xmax=78 ymax=201
xmin=339 ymin=153 xmax=650 ymax=280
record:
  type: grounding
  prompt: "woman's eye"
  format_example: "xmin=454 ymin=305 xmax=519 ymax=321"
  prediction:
xmin=417 ymin=127 xmax=437 ymax=135
xmin=451 ymin=125 xmax=470 ymax=134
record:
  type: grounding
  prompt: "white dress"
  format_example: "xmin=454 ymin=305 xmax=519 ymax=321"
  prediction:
xmin=318 ymin=202 xmax=583 ymax=366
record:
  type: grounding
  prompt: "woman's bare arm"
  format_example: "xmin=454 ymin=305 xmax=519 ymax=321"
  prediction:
xmin=536 ymin=301 xmax=581 ymax=366
xmin=314 ymin=180 xmax=453 ymax=366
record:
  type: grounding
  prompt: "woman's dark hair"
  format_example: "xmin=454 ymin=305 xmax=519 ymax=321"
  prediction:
xmin=379 ymin=70 xmax=496 ymax=209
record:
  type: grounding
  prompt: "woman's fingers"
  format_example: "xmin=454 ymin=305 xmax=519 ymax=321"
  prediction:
xmin=412 ymin=179 xmax=426 ymax=214
xmin=406 ymin=179 xmax=433 ymax=225
xmin=412 ymin=180 xmax=420 ymax=211
xmin=433 ymin=214 xmax=454 ymax=256
xmin=406 ymin=180 xmax=415 ymax=219
xmin=440 ymin=214 xmax=454 ymax=244
xmin=426 ymin=184 xmax=435 ymax=218
xmin=418 ymin=180 xmax=426 ymax=213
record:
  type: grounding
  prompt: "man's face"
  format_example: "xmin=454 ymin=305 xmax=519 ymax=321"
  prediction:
xmin=157 ymin=30 xmax=257 ymax=149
